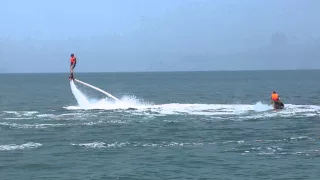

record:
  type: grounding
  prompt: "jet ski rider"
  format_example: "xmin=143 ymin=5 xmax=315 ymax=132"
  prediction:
xmin=271 ymin=91 xmax=280 ymax=103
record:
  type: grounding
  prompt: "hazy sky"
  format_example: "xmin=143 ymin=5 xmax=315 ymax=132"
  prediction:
xmin=1 ymin=0 xmax=320 ymax=72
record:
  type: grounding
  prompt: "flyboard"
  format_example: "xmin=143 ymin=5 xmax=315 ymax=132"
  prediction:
xmin=71 ymin=78 xmax=120 ymax=101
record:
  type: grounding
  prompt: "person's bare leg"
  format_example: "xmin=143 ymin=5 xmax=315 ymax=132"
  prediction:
xmin=70 ymin=65 xmax=73 ymax=74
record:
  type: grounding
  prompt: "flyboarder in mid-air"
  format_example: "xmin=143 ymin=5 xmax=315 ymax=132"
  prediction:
xmin=69 ymin=53 xmax=77 ymax=80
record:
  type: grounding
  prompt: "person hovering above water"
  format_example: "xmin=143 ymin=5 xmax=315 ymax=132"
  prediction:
xmin=69 ymin=53 xmax=77 ymax=80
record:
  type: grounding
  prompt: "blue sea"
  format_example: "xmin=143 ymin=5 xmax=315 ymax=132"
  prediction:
xmin=0 ymin=70 xmax=319 ymax=179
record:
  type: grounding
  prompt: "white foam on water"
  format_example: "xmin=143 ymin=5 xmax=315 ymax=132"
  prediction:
xmin=71 ymin=142 xmax=129 ymax=149
xmin=65 ymin=81 xmax=320 ymax=119
xmin=0 ymin=142 xmax=42 ymax=151
xmin=69 ymin=135 xmax=316 ymax=155
xmin=0 ymin=122 xmax=65 ymax=129
xmin=70 ymin=141 xmax=205 ymax=149
xmin=71 ymin=142 xmax=106 ymax=148
xmin=3 ymin=111 xmax=38 ymax=117
xmin=4 ymin=117 xmax=33 ymax=120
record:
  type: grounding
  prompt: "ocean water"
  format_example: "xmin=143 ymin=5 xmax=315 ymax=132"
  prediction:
xmin=0 ymin=70 xmax=319 ymax=179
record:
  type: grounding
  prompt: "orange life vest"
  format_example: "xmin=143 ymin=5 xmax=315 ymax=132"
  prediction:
xmin=70 ymin=56 xmax=76 ymax=63
xmin=271 ymin=93 xmax=279 ymax=101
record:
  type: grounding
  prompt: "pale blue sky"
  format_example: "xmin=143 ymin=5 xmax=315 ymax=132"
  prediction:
xmin=1 ymin=0 xmax=320 ymax=72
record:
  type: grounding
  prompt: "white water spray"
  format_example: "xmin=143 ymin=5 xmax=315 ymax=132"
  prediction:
xmin=252 ymin=101 xmax=273 ymax=112
xmin=69 ymin=79 xmax=152 ymax=110
xmin=74 ymin=79 xmax=119 ymax=101
xmin=66 ymin=84 xmax=320 ymax=118
xmin=70 ymin=79 xmax=143 ymax=109
xmin=70 ymin=81 xmax=91 ymax=108
xmin=67 ymin=79 xmax=320 ymax=119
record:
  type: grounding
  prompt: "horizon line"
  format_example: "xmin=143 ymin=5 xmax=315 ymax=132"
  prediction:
xmin=0 ymin=68 xmax=319 ymax=74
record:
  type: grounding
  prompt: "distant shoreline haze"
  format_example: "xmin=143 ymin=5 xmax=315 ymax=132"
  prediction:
xmin=1 ymin=34 xmax=320 ymax=73
xmin=1 ymin=1 xmax=320 ymax=73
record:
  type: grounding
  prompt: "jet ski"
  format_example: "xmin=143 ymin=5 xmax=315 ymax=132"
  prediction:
xmin=272 ymin=100 xmax=284 ymax=109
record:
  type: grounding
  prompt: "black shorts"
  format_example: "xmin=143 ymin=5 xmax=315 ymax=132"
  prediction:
xmin=70 ymin=62 xmax=76 ymax=68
